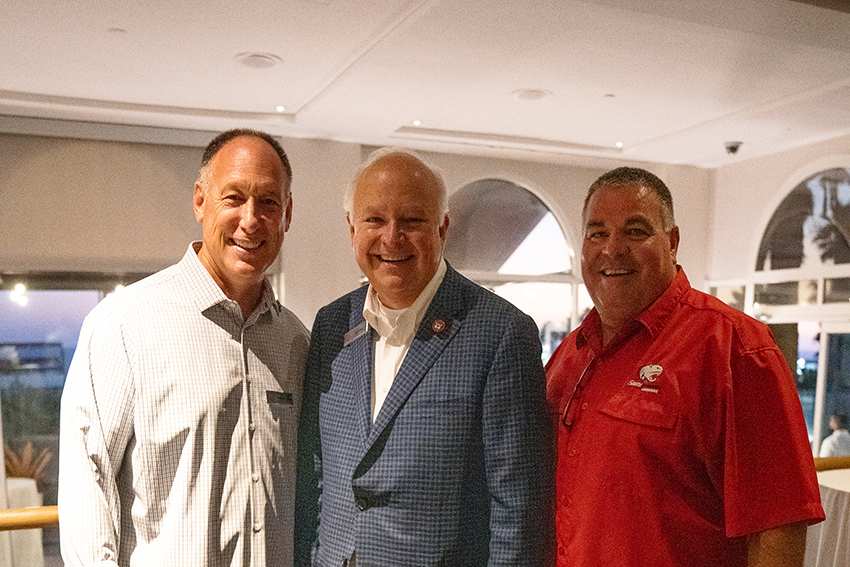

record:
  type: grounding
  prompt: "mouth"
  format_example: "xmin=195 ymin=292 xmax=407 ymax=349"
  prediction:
xmin=378 ymin=254 xmax=412 ymax=263
xmin=232 ymin=238 xmax=262 ymax=250
xmin=601 ymin=268 xmax=635 ymax=276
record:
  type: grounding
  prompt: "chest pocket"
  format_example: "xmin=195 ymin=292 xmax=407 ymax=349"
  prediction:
xmin=598 ymin=373 xmax=679 ymax=430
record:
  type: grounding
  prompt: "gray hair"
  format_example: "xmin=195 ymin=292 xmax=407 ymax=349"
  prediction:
xmin=343 ymin=147 xmax=448 ymax=217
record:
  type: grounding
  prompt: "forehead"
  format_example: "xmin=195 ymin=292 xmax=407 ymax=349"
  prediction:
xmin=584 ymin=184 xmax=665 ymax=226
xmin=210 ymin=137 xmax=288 ymax=189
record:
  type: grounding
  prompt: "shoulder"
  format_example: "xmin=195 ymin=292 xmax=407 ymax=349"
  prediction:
xmin=677 ymin=286 xmax=778 ymax=354
xmin=439 ymin=265 xmax=529 ymax=322
xmin=316 ymin=286 xmax=367 ymax=317
xmin=83 ymin=264 xmax=180 ymax=322
xmin=275 ymin=305 xmax=311 ymax=342
xmin=311 ymin=285 xmax=368 ymax=334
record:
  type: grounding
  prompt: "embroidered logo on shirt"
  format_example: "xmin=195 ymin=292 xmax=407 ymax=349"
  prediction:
xmin=628 ymin=364 xmax=663 ymax=393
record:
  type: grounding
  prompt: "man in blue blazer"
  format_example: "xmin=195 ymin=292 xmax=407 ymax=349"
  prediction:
xmin=295 ymin=149 xmax=554 ymax=566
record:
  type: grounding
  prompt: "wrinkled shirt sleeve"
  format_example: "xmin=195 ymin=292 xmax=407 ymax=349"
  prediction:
xmin=59 ymin=302 xmax=135 ymax=567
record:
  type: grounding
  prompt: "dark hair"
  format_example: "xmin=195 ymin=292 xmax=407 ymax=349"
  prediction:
xmin=832 ymin=414 xmax=849 ymax=430
xmin=200 ymin=128 xmax=292 ymax=180
xmin=584 ymin=167 xmax=676 ymax=230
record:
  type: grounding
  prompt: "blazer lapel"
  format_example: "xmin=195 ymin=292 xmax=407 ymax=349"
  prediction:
xmin=367 ymin=266 xmax=466 ymax=446
xmin=343 ymin=302 xmax=375 ymax=445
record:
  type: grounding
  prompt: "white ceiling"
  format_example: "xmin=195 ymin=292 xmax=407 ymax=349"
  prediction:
xmin=2 ymin=0 xmax=849 ymax=168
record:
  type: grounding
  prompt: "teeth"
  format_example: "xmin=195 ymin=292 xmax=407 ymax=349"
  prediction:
xmin=234 ymin=239 xmax=260 ymax=249
xmin=603 ymin=269 xmax=631 ymax=275
xmin=380 ymin=255 xmax=408 ymax=262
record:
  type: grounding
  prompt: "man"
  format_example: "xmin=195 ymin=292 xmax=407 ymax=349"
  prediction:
xmin=819 ymin=413 xmax=850 ymax=457
xmin=59 ymin=129 xmax=309 ymax=567
xmin=546 ymin=167 xmax=825 ymax=567
xmin=295 ymin=149 xmax=554 ymax=566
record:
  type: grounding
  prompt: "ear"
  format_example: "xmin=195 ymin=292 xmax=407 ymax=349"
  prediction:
xmin=347 ymin=213 xmax=356 ymax=245
xmin=283 ymin=194 xmax=293 ymax=232
xmin=668 ymin=226 xmax=680 ymax=263
xmin=193 ymin=181 xmax=205 ymax=223
xmin=439 ymin=214 xmax=450 ymax=242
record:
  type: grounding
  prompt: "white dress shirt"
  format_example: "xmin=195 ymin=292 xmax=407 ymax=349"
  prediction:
xmin=59 ymin=243 xmax=309 ymax=567
xmin=362 ymin=260 xmax=447 ymax=421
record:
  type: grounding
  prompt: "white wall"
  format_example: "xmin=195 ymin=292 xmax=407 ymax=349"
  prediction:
xmin=710 ymin=133 xmax=850 ymax=283
xmin=1 ymin=129 xmax=719 ymax=329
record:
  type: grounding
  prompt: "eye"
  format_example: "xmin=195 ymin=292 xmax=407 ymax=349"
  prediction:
xmin=586 ymin=230 xmax=607 ymax=242
xmin=626 ymin=227 xmax=651 ymax=239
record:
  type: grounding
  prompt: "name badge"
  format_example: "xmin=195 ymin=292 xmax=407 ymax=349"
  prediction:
xmin=344 ymin=321 xmax=368 ymax=346
xmin=266 ymin=390 xmax=293 ymax=405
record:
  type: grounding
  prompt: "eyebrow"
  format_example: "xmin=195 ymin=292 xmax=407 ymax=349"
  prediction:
xmin=584 ymin=215 xmax=654 ymax=229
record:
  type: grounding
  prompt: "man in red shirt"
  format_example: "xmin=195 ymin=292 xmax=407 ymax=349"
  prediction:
xmin=546 ymin=167 xmax=824 ymax=567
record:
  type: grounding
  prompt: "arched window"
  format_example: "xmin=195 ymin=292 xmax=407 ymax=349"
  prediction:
xmin=444 ymin=178 xmax=589 ymax=362
xmin=710 ymin=167 xmax=850 ymax=455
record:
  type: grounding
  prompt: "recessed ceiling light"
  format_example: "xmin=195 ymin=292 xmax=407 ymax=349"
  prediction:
xmin=235 ymin=52 xmax=283 ymax=69
xmin=276 ymin=106 xmax=286 ymax=113
xmin=615 ymin=142 xmax=624 ymax=148
xmin=510 ymin=89 xmax=551 ymax=101
xmin=412 ymin=120 xmax=421 ymax=126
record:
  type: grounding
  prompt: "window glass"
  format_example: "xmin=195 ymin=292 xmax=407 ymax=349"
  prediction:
xmin=710 ymin=285 xmax=745 ymax=311
xmin=1 ymin=288 xmax=101 ymax=506
xmin=444 ymin=179 xmax=575 ymax=364
xmin=824 ymin=277 xmax=850 ymax=304
xmin=757 ymin=168 xmax=850 ymax=271
xmin=754 ymin=280 xmax=816 ymax=306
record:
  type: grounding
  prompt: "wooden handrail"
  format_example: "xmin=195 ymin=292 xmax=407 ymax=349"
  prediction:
xmin=814 ymin=456 xmax=850 ymax=472
xmin=0 ymin=505 xmax=58 ymax=531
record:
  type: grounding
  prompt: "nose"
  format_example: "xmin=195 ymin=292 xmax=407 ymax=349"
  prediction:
xmin=382 ymin=221 xmax=405 ymax=245
xmin=240 ymin=198 xmax=260 ymax=232
xmin=602 ymin=233 xmax=629 ymax=257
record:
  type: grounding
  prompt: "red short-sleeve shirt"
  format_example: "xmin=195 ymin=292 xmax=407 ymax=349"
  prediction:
xmin=546 ymin=269 xmax=824 ymax=567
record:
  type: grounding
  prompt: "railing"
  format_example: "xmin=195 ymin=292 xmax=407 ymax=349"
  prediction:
xmin=0 ymin=505 xmax=58 ymax=531
xmin=813 ymin=455 xmax=850 ymax=472
xmin=0 ymin=461 xmax=845 ymax=531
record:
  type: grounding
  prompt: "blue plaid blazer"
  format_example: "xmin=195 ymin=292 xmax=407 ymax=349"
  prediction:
xmin=295 ymin=265 xmax=554 ymax=566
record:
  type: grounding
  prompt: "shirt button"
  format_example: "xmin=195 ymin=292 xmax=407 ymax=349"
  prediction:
xmin=581 ymin=402 xmax=588 ymax=410
xmin=249 ymin=422 xmax=256 ymax=432
xmin=568 ymin=449 xmax=577 ymax=457
xmin=253 ymin=522 xmax=263 ymax=532
xmin=252 ymin=473 xmax=259 ymax=482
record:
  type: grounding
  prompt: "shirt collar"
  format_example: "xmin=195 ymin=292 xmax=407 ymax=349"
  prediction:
xmin=576 ymin=266 xmax=689 ymax=350
xmin=363 ymin=259 xmax=447 ymax=342
xmin=182 ymin=241 xmax=279 ymax=320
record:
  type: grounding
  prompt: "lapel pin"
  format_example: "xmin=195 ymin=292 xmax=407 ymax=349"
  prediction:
xmin=431 ymin=319 xmax=446 ymax=333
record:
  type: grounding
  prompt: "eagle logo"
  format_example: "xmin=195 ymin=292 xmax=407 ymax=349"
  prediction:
xmin=639 ymin=364 xmax=663 ymax=383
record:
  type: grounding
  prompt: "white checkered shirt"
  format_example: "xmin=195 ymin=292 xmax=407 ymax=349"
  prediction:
xmin=59 ymin=243 xmax=309 ymax=567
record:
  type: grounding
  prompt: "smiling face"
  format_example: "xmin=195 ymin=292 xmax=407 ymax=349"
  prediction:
xmin=348 ymin=153 xmax=448 ymax=309
xmin=193 ymin=136 xmax=291 ymax=303
xmin=581 ymin=183 xmax=679 ymax=342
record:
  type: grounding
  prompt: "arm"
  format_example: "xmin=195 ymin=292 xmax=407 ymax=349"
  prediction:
xmin=483 ymin=313 xmax=556 ymax=567
xmin=747 ymin=522 xmax=807 ymax=567
xmin=293 ymin=315 xmax=325 ymax=567
xmin=59 ymin=306 xmax=135 ymax=567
